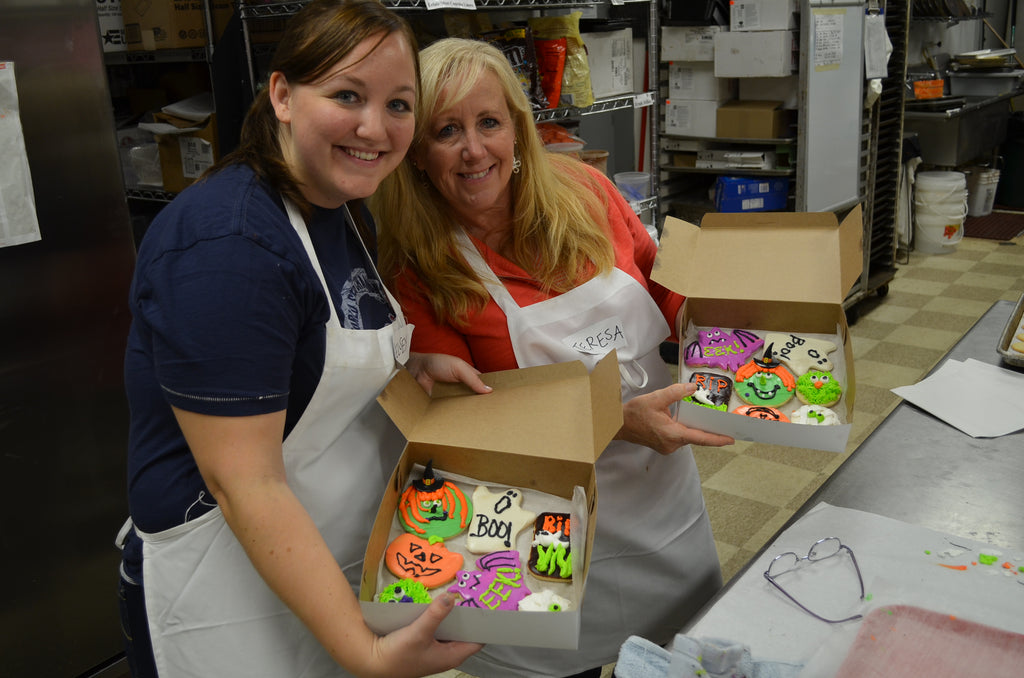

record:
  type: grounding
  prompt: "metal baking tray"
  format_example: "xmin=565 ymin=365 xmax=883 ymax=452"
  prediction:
xmin=997 ymin=291 xmax=1024 ymax=367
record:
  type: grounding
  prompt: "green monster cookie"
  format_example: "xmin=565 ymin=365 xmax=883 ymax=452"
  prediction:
xmin=795 ymin=369 xmax=842 ymax=407
xmin=379 ymin=579 xmax=432 ymax=604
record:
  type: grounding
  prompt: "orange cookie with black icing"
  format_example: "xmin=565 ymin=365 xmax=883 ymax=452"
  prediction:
xmin=733 ymin=404 xmax=790 ymax=422
xmin=384 ymin=533 xmax=463 ymax=589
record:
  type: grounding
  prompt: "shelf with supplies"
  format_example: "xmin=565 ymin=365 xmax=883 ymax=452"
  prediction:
xmin=238 ymin=0 xmax=662 ymax=216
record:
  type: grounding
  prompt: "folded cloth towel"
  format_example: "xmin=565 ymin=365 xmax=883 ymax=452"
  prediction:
xmin=616 ymin=634 xmax=803 ymax=678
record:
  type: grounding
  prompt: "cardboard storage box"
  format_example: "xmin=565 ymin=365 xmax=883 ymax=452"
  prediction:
xmin=123 ymin=0 xmax=233 ymax=51
xmin=714 ymin=175 xmax=789 ymax=211
xmin=665 ymin=99 xmax=719 ymax=137
xmin=714 ymin=30 xmax=797 ymax=77
xmin=651 ymin=207 xmax=863 ymax=453
xmin=739 ymin=75 xmax=799 ymax=108
xmin=360 ymin=354 xmax=623 ymax=647
xmin=96 ymin=0 xmax=126 ymax=52
xmin=582 ymin=28 xmax=633 ymax=98
xmin=139 ymin=94 xmax=219 ymax=194
xmin=716 ymin=100 xmax=792 ymax=139
xmin=668 ymin=62 xmax=736 ymax=102
xmin=661 ymin=25 xmax=725 ymax=61
xmin=697 ymin=149 xmax=777 ymax=170
xmin=730 ymin=0 xmax=799 ymax=31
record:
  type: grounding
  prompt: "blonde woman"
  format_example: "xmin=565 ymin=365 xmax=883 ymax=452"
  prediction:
xmin=373 ymin=37 xmax=733 ymax=678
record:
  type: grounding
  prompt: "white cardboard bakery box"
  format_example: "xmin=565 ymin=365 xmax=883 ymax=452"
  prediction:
xmin=359 ymin=354 xmax=622 ymax=647
xmin=651 ymin=207 xmax=864 ymax=453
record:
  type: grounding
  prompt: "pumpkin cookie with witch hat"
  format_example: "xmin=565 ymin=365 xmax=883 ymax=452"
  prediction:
xmin=397 ymin=460 xmax=473 ymax=541
xmin=734 ymin=344 xmax=796 ymax=408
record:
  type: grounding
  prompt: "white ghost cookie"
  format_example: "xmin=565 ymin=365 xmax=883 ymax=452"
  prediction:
xmin=764 ymin=333 xmax=837 ymax=375
xmin=465 ymin=486 xmax=536 ymax=554
xmin=791 ymin=404 xmax=841 ymax=426
xmin=519 ymin=589 xmax=574 ymax=612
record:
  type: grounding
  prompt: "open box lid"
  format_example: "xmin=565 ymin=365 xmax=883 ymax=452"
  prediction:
xmin=377 ymin=352 xmax=622 ymax=464
xmin=652 ymin=205 xmax=864 ymax=305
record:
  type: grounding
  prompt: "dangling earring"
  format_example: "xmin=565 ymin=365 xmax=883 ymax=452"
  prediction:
xmin=512 ymin=154 xmax=522 ymax=174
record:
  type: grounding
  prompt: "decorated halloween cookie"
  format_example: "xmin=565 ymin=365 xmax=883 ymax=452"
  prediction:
xmin=684 ymin=327 xmax=765 ymax=373
xmin=733 ymin=405 xmax=789 ymax=422
xmin=448 ymin=550 xmax=532 ymax=610
xmin=734 ymin=344 xmax=796 ymax=407
xmin=683 ymin=372 xmax=734 ymax=411
xmin=519 ymin=589 xmax=573 ymax=612
xmin=795 ymin=369 xmax=843 ymax=407
xmin=764 ymin=332 xmax=837 ymax=375
xmin=791 ymin=404 xmax=841 ymax=426
xmin=529 ymin=512 xmax=572 ymax=582
xmin=384 ymin=533 xmax=463 ymax=589
xmin=379 ymin=579 xmax=432 ymax=604
xmin=465 ymin=486 xmax=536 ymax=554
xmin=397 ymin=461 xmax=473 ymax=541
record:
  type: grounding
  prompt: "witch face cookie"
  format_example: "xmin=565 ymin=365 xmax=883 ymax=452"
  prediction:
xmin=466 ymin=486 xmax=536 ymax=554
xmin=397 ymin=461 xmax=473 ymax=541
xmin=684 ymin=327 xmax=764 ymax=373
xmin=734 ymin=344 xmax=796 ymax=407
xmin=764 ymin=332 xmax=837 ymax=375
xmin=795 ymin=369 xmax=842 ymax=407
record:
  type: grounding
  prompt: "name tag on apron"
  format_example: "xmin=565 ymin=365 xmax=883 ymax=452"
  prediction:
xmin=562 ymin=315 xmax=628 ymax=356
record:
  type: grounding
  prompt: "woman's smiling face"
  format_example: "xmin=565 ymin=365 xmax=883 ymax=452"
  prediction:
xmin=413 ymin=70 xmax=516 ymax=226
xmin=271 ymin=30 xmax=417 ymax=208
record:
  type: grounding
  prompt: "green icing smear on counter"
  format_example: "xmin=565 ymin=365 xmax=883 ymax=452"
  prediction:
xmin=978 ymin=554 xmax=999 ymax=566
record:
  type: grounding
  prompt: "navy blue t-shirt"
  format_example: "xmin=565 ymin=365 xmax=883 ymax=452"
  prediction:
xmin=122 ymin=164 xmax=393 ymax=576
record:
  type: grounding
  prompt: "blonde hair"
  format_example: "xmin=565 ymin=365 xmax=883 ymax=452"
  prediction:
xmin=372 ymin=37 xmax=615 ymax=325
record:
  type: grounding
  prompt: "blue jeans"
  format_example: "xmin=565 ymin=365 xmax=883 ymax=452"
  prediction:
xmin=118 ymin=572 xmax=158 ymax=678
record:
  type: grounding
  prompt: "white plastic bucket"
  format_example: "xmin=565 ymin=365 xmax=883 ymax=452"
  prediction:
xmin=914 ymin=171 xmax=967 ymax=254
xmin=967 ymin=168 xmax=1000 ymax=217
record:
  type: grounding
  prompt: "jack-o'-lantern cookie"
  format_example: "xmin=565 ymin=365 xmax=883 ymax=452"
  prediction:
xmin=465 ymin=486 xmax=536 ymax=554
xmin=384 ymin=533 xmax=463 ymax=589
xmin=397 ymin=460 xmax=473 ymax=541
xmin=733 ymin=404 xmax=789 ymax=422
xmin=734 ymin=344 xmax=796 ymax=407
xmin=795 ymin=369 xmax=842 ymax=407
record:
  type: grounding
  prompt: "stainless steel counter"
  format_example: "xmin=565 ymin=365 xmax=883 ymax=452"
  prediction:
xmin=904 ymin=92 xmax=1019 ymax=166
xmin=685 ymin=299 xmax=1024 ymax=631
xmin=801 ymin=299 xmax=1023 ymax=549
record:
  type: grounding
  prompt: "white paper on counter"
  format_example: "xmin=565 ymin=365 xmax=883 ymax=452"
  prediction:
xmin=891 ymin=358 xmax=1024 ymax=437
xmin=686 ymin=502 xmax=1024 ymax=670
xmin=0 ymin=61 xmax=42 ymax=248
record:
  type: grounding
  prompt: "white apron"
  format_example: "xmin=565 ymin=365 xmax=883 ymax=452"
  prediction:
xmin=455 ymin=232 xmax=721 ymax=677
xmin=133 ymin=200 xmax=408 ymax=678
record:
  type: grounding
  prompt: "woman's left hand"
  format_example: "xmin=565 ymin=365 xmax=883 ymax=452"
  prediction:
xmin=617 ymin=382 xmax=734 ymax=454
xmin=406 ymin=352 xmax=493 ymax=396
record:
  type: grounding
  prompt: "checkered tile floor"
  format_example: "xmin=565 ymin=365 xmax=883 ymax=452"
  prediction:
xmin=431 ymin=235 xmax=1024 ymax=678
xmin=699 ymin=235 xmax=1024 ymax=584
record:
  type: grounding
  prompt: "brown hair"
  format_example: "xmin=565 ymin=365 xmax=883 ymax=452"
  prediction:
xmin=209 ymin=0 xmax=419 ymax=226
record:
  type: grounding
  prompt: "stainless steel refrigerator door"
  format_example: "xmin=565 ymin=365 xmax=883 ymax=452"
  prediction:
xmin=0 ymin=0 xmax=136 ymax=675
